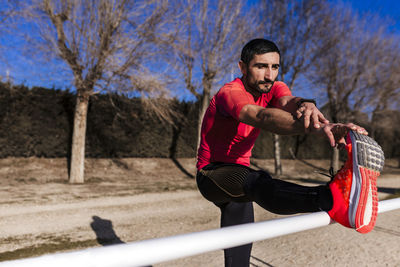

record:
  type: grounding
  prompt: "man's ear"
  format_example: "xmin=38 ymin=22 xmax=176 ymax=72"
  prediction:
xmin=238 ymin=61 xmax=247 ymax=75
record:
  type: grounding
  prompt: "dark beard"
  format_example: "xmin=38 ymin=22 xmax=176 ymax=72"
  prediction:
xmin=255 ymin=79 xmax=275 ymax=94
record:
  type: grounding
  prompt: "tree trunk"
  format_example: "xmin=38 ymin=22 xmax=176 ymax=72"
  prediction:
xmin=196 ymin=83 xmax=212 ymax=153
xmin=69 ymin=92 xmax=90 ymax=184
xmin=169 ymin=125 xmax=181 ymax=159
xmin=274 ymin=134 xmax=282 ymax=176
xmin=331 ymin=147 xmax=340 ymax=173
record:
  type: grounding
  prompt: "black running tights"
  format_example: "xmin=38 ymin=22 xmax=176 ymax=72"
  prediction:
xmin=196 ymin=167 xmax=332 ymax=267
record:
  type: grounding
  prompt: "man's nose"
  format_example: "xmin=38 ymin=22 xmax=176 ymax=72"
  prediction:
xmin=265 ymin=67 xmax=273 ymax=80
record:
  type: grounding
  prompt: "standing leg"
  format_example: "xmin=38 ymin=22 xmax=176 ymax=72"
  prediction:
xmin=218 ymin=201 xmax=254 ymax=267
xmin=197 ymin=164 xmax=333 ymax=266
xmin=197 ymin=171 xmax=255 ymax=267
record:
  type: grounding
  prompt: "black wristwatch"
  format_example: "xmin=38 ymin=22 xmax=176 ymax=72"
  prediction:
xmin=298 ymin=98 xmax=317 ymax=107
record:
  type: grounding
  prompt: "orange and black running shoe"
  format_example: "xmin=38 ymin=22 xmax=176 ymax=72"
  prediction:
xmin=328 ymin=130 xmax=384 ymax=233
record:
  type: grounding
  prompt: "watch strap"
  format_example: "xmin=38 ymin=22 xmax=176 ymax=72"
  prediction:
xmin=298 ymin=98 xmax=317 ymax=107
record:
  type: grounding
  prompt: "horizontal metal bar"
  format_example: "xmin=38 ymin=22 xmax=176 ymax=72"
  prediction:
xmin=1 ymin=198 xmax=400 ymax=267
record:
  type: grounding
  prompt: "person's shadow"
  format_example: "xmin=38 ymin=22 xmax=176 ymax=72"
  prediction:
xmin=90 ymin=216 xmax=125 ymax=246
xmin=90 ymin=216 xmax=153 ymax=267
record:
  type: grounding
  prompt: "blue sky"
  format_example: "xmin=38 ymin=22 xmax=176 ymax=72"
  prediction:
xmin=342 ymin=0 xmax=400 ymax=31
xmin=1 ymin=0 xmax=399 ymax=96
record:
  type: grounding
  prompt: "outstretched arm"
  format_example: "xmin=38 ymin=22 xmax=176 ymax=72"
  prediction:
xmin=239 ymin=104 xmax=305 ymax=135
xmin=239 ymin=104 xmax=368 ymax=147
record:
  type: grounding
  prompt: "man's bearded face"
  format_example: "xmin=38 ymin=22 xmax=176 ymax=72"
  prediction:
xmin=240 ymin=52 xmax=280 ymax=96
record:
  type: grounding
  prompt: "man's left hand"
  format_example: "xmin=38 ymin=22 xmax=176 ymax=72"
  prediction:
xmin=313 ymin=122 xmax=368 ymax=147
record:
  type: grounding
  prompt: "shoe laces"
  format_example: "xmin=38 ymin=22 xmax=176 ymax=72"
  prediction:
xmin=318 ymin=165 xmax=349 ymax=186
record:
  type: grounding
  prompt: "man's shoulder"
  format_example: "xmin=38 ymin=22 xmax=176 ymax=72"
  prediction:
xmin=265 ymin=81 xmax=292 ymax=104
xmin=271 ymin=81 xmax=289 ymax=92
xmin=220 ymin=78 xmax=245 ymax=93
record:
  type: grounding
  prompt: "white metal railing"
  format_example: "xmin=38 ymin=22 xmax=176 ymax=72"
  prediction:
xmin=1 ymin=198 xmax=400 ymax=267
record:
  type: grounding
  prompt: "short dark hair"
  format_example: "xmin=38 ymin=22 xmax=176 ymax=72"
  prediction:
xmin=240 ymin=39 xmax=280 ymax=64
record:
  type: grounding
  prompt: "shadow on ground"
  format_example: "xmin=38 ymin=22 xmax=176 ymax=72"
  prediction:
xmin=90 ymin=216 xmax=125 ymax=246
xmin=251 ymin=255 xmax=274 ymax=267
xmin=171 ymin=158 xmax=194 ymax=179
xmin=374 ymin=226 xmax=400 ymax=237
xmin=90 ymin=216 xmax=154 ymax=266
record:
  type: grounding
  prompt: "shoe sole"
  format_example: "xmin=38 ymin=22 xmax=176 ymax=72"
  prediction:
xmin=348 ymin=131 xmax=384 ymax=233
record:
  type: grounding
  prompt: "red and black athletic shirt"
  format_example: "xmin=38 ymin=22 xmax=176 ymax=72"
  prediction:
xmin=196 ymin=78 xmax=291 ymax=170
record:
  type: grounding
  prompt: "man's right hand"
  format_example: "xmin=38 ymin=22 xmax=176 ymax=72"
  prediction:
xmin=296 ymin=101 xmax=329 ymax=130
xmin=313 ymin=123 xmax=368 ymax=147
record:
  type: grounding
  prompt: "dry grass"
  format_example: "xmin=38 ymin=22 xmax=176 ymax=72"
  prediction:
xmin=0 ymin=157 xmax=398 ymax=205
xmin=0 ymin=236 xmax=98 ymax=261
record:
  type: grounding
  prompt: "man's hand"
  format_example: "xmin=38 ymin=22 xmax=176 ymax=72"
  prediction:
xmin=296 ymin=102 xmax=329 ymax=130
xmin=312 ymin=122 xmax=368 ymax=147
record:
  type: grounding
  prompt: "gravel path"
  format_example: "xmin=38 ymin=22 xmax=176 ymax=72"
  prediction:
xmin=1 ymin=178 xmax=399 ymax=266
xmin=0 ymin=158 xmax=399 ymax=266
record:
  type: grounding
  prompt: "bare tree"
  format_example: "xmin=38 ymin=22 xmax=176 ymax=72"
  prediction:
xmin=0 ymin=1 xmax=17 ymax=26
xmin=168 ymin=0 xmax=255 ymax=152
xmin=18 ymin=0 xmax=172 ymax=183
xmin=361 ymin=33 xmax=400 ymax=167
xmin=362 ymin=37 xmax=400 ymax=130
xmin=0 ymin=1 xmax=19 ymax=82
xmin=309 ymin=8 xmax=357 ymax=171
xmin=309 ymin=6 xmax=400 ymax=171
xmin=259 ymin=0 xmax=333 ymax=175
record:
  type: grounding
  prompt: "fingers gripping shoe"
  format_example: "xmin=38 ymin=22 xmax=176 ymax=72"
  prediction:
xmin=328 ymin=131 xmax=384 ymax=233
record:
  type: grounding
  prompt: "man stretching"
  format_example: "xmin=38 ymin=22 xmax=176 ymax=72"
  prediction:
xmin=196 ymin=39 xmax=384 ymax=267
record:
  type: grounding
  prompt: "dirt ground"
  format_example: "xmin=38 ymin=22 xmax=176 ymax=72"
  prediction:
xmin=0 ymin=157 xmax=399 ymax=266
